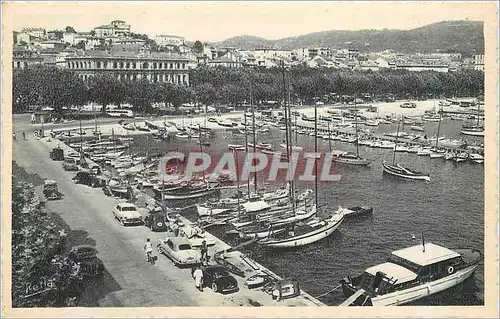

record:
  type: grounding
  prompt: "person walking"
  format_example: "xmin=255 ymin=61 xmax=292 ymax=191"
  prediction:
xmin=171 ymin=220 xmax=179 ymax=237
xmin=200 ymin=240 xmax=209 ymax=263
xmin=193 ymin=266 xmax=204 ymax=292
xmin=22 ymin=131 xmax=26 ymax=140
xmin=13 ymin=132 xmax=16 ymax=141
xmin=144 ymin=238 xmax=153 ymax=262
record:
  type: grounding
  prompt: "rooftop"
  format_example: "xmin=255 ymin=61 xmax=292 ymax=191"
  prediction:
xmin=391 ymin=242 xmax=460 ymax=267
xmin=365 ymin=262 xmax=417 ymax=284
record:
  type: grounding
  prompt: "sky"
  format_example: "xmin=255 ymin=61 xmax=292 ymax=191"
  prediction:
xmin=4 ymin=1 xmax=492 ymax=42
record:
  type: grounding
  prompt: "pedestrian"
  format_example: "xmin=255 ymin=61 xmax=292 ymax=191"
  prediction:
xmin=193 ymin=266 xmax=204 ymax=292
xmin=200 ymin=240 xmax=208 ymax=263
xmin=22 ymin=131 xmax=26 ymax=140
xmin=273 ymin=280 xmax=282 ymax=302
xmin=13 ymin=132 xmax=16 ymax=140
xmin=171 ymin=220 xmax=179 ymax=237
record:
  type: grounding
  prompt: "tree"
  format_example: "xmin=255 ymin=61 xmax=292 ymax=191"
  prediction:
xmin=74 ymin=41 xmax=86 ymax=50
xmin=88 ymin=74 xmax=124 ymax=112
xmin=192 ymin=41 xmax=204 ymax=54
xmin=65 ymin=26 xmax=76 ymax=33
xmin=12 ymin=180 xmax=77 ymax=307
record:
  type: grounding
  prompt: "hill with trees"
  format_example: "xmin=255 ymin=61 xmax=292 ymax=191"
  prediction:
xmin=214 ymin=20 xmax=484 ymax=56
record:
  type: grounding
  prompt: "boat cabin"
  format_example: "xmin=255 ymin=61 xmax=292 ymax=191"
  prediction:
xmin=356 ymin=243 xmax=467 ymax=295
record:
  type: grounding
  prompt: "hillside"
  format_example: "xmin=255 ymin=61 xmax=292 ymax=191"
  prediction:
xmin=214 ymin=20 xmax=484 ymax=56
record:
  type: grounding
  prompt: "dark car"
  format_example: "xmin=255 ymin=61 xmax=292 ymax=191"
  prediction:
xmin=67 ymin=245 xmax=104 ymax=279
xmin=73 ymin=171 xmax=106 ymax=187
xmin=202 ymin=265 xmax=239 ymax=294
xmin=144 ymin=212 xmax=168 ymax=232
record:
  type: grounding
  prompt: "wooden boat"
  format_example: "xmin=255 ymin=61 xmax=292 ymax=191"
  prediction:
xmin=382 ymin=161 xmax=430 ymax=182
xmin=332 ymin=152 xmax=371 ymax=166
xmin=454 ymin=153 xmax=469 ymax=163
xmin=257 ymin=206 xmax=344 ymax=248
xmin=460 ymin=127 xmax=484 ymax=137
xmin=410 ymin=125 xmax=425 ymax=132
xmin=339 ymin=242 xmax=482 ymax=306
xmin=213 ymin=252 xmax=246 ymax=277
xmin=228 ymin=144 xmax=245 ymax=151
xmin=343 ymin=206 xmax=373 ymax=218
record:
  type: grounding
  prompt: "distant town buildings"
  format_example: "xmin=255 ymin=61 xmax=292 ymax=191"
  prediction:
xmin=473 ymin=54 xmax=484 ymax=71
xmin=94 ymin=20 xmax=131 ymax=38
xmin=12 ymin=19 xmax=483 ymax=79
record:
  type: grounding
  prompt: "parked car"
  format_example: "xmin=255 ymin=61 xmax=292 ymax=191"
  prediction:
xmin=50 ymin=147 xmax=64 ymax=161
xmin=43 ymin=179 xmax=63 ymax=200
xmin=63 ymin=157 xmax=80 ymax=171
xmin=72 ymin=171 xmax=106 ymax=187
xmin=112 ymin=203 xmax=143 ymax=226
xmin=201 ymin=265 xmax=239 ymax=294
xmin=144 ymin=212 xmax=168 ymax=232
xmin=67 ymin=245 xmax=104 ymax=279
xmin=157 ymin=237 xmax=202 ymax=266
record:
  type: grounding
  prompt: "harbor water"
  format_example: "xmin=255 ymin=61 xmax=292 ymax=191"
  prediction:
xmin=129 ymin=114 xmax=484 ymax=306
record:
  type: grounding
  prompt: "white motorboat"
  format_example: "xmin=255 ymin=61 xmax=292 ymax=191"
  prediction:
xmin=460 ymin=128 xmax=484 ymax=137
xmin=228 ymin=144 xmax=245 ymax=151
xmin=394 ymin=144 xmax=410 ymax=152
xmin=469 ymin=153 xmax=484 ymax=164
xmin=454 ymin=153 xmax=469 ymax=163
xmin=340 ymin=242 xmax=482 ymax=306
xmin=280 ymin=144 xmax=303 ymax=152
xmin=410 ymin=125 xmax=425 ymax=132
xmin=417 ymin=148 xmax=432 ymax=156
xmin=175 ymin=132 xmax=190 ymax=139
xmin=364 ymin=120 xmax=380 ymax=127
xmin=379 ymin=141 xmax=395 ymax=149
xmin=332 ymin=152 xmax=371 ymax=166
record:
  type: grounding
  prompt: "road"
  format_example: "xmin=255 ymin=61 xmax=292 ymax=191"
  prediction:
xmin=12 ymin=115 xmax=275 ymax=307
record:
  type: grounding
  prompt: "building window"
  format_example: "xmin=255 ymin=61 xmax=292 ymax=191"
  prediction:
xmin=126 ymin=62 xmax=130 ymax=69
xmin=112 ymin=62 xmax=117 ymax=69
xmin=143 ymin=62 xmax=148 ymax=69
xmin=131 ymin=62 xmax=135 ymax=69
xmin=97 ymin=61 xmax=101 ymax=69
xmin=16 ymin=61 xmax=21 ymax=68
xmin=120 ymin=62 xmax=124 ymax=69
xmin=176 ymin=63 xmax=180 ymax=69
xmin=169 ymin=63 xmax=173 ymax=69
xmin=182 ymin=63 xmax=186 ymax=69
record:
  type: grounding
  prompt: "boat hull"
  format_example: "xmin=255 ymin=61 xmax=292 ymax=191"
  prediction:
xmin=371 ymin=264 xmax=478 ymax=306
xmin=460 ymin=130 xmax=484 ymax=137
xmin=259 ymin=215 xmax=343 ymax=248
xmin=382 ymin=162 xmax=430 ymax=182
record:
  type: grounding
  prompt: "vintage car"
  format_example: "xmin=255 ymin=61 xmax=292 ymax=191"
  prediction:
xmin=49 ymin=147 xmax=64 ymax=161
xmin=63 ymin=157 xmax=80 ymax=171
xmin=72 ymin=171 xmax=107 ymax=187
xmin=157 ymin=237 xmax=202 ymax=266
xmin=144 ymin=212 xmax=168 ymax=232
xmin=67 ymin=245 xmax=104 ymax=279
xmin=43 ymin=179 xmax=63 ymax=200
xmin=112 ymin=203 xmax=143 ymax=226
xmin=201 ymin=265 xmax=239 ymax=294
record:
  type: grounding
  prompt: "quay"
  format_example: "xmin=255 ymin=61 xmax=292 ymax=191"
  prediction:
xmin=29 ymin=130 xmax=325 ymax=307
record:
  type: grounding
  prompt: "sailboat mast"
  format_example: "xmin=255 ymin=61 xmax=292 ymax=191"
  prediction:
xmin=198 ymin=124 xmax=206 ymax=184
xmin=393 ymin=119 xmax=400 ymax=164
xmin=435 ymin=112 xmax=442 ymax=149
xmin=328 ymin=121 xmax=332 ymax=152
xmin=251 ymin=83 xmax=257 ymax=193
xmin=234 ymin=149 xmax=241 ymax=218
xmin=282 ymin=60 xmax=294 ymax=206
xmin=287 ymin=75 xmax=296 ymax=209
xmin=314 ymin=103 xmax=318 ymax=207
xmin=244 ymin=109 xmax=251 ymax=193
xmin=354 ymin=96 xmax=359 ymax=157
xmin=476 ymin=101 xmax=480 ymax=127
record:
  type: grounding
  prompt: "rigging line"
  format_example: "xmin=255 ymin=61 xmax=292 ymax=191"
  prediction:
xmin=314 ymin=284 xmax=342 ymax=299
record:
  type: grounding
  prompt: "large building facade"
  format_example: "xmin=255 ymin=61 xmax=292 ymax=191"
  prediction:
xmin=65 ymin=51 xmax=190 ymax=85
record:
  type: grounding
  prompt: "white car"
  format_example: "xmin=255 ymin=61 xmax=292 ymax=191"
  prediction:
xmin=112 ymin=203 xmax=143 ymax=226
xmin=157 ymin=237 xmax=202 ymax=266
